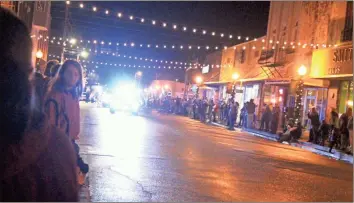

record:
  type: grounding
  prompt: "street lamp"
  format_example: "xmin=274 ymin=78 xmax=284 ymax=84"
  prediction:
xmin=297 ymin=64 xmax=307 ymax=76
xmin=80 ymin=50 xmax=89 ymax=58
xmin=231 ymin=72 xmax=239 ymax=101
xmin=195 ymin=76 xmax=203 ymax=99
xmin=36 ymin=50 xmax=43 ymax=59
xmin=35 ymin=50 xmax=43 ymax=72
xmin=294 ymin=65 xmax=307 ymax=123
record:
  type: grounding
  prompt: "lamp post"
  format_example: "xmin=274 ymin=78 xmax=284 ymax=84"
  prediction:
xmin=195 ymin=76 xmax=203 ymax=99
xmin=135 ymin=71 xmax=143 ymax=88
xmin=35 ymin=50 xmax=43 ymax=73
xmin=231 ymin=72 xmax=239 ymax=101
xmin=77 ymin=50 xmax=89 ymax=61
xmin=294 ymin=65 xmax=307 ymax=123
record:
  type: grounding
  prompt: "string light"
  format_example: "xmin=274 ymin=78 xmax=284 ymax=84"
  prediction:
xmin=202 ymin=30 xmax=206 ymax=35
xmin=193 ymin=28 xmax=197 ymax=33
xmin=47 ymin=35 xmax=336 ymax=54
xmin=67 ymin=2 xmax=342 ymax=44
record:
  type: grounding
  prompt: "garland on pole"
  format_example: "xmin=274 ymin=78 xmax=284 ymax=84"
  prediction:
xmin=294 ymin=79 xmax=304 ymax=123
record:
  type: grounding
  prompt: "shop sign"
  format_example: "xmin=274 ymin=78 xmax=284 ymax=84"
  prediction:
xmin=310 ymin=44 xmax=353 ymax=78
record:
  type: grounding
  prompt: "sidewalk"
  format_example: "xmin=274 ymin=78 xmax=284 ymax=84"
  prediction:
xmin=211 ymin=121 xmax=353 ymax=164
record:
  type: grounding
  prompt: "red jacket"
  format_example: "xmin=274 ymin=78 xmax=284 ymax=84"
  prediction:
xmin=0 ymin=121 xmax=78 ymax=201
xmin=45 ymin=89 xmax=81 ymax=140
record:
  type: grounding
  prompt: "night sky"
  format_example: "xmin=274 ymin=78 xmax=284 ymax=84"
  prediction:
xmin=50 ymin=1 xmax=270 ymax=86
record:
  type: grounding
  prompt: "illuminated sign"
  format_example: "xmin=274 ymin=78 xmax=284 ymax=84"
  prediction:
xmin=310 ymin=43 xmax=353 ymax=78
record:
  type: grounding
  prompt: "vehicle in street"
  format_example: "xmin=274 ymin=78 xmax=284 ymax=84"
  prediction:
xmin=109 ymin=83 xmax=142 ymax=115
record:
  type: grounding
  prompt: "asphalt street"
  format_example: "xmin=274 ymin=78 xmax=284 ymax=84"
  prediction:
xmin=78 ymin=103 xmax=353 ymax=202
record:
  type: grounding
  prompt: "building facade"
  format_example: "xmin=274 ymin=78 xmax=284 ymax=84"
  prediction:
xmin=1 ymin=1 xmax=51 ymax=71
xmin=187 ymin=1 xmax=353 ymax=129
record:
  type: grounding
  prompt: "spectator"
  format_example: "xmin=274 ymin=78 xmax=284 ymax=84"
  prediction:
xmin=44 ymin=60 xmax=59 ymax=78
xmin=246 ymin=99 xmax=256 ymax=128
xmin=228 ymin=101 xmax=236 ymax=130
xmin=348 ymin=114 xmax=353 ymax=154
xmin=319 ymin=119 xmax=330 ymax=146
xmin=212 ymin=100 xmax=218 ymax=122
xmin=219 ymin=100 xmax=225 ymax=122
xmin=259 ymin=104 xmax=272 ymax=131
xmin=50 ymin=63 xmax=61 ymax=78
xmin=0 ymin=7 xmax=78 ymax=201
xmin=339 ymin=107 xmax=352 ymax=151
xmin=270 ymin=105 xmax=280 ymax=134
xmin=278 ymin=122 xmax=302 ymax=143
xmin=307 ymin=107 xmax=320 ymax=144
xmin=238 ymin=103 xmax=247 ymax=127
xmin=223 ymin=100 xmax=229 ymax=125
xmin=45 ymin=59 xmax=89 ymax=185
xmin=328 ymin=109 xmax=340 ymax=153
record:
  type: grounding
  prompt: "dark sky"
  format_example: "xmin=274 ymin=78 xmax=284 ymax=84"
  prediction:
xmin=50 ymin=1 xmax=270 ymax=86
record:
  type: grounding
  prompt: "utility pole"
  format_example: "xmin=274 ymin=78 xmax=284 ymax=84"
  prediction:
xmin=61 ymin=3 xmax=71 ymax=63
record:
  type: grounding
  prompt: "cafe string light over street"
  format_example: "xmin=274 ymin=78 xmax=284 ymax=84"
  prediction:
xmin=45 ymin=35 xmax=337 ymax=55
xmin=48 ymin=54 xmax=227 ymax=69
xmin=62 ymin=1 xmax=340 ymax=49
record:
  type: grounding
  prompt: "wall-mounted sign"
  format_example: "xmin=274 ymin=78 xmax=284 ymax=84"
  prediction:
xmin=310 ymin=43 xmax=353 ymax=78
xmin=202 ymin=65 xmax=210 ymax=74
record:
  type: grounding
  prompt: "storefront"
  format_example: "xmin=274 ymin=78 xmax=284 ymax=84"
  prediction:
xmin=262 ymin=80 xmax=290 ymax=128
xmin=310 ymin=42 xmax=353 ymax=120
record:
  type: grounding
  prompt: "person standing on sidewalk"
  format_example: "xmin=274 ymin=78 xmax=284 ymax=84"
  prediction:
xmin=0 ymin=7 xmax=78 ymax=201
xmin=329 ymin=109 xmax=340 ymax=153
xmin=307 ymin=107 xmax=320 ymax=144
xmin=246 ymin=99 xmax=256 ymax=128
xmin=259 ymin=104 xmax=272 ymax=131
xmin=339 ymin=107 xmax=352 ymax=151
xmin=270 ymin=105 xmax=280 ymax=134
xmin=45 ymin=59 xmax=89 ymax=185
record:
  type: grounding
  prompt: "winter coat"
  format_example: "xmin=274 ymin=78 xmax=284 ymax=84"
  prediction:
xmin=0 ymin=120 xmax=78 ymax=201
xmin=247 ymin=102 xmax=256 ymax=114
xmin=45 ymin=89 xmax=81 ymax=140
xmin=308 ymin=111 xmax=320 ymax=127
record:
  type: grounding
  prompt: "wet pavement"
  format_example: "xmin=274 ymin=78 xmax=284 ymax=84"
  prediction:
xmin=79 ymin=103 xmax=353 ymax=202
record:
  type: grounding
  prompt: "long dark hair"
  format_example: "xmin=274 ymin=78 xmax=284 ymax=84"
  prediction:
xmin=44 ymin=60 xmax=59 ymax=77
xmin=49 ymin=59 xmax=84 ymax=100
xmin=0 ymin=7 xmax=36 ymax=143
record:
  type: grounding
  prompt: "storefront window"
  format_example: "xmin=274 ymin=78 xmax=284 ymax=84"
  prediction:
xmin=339 ymin=81 xmax=353 ymax=114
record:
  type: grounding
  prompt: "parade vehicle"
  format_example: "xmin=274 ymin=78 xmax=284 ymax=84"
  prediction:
xmin=109 ymin=83 xmax=142 ymax=115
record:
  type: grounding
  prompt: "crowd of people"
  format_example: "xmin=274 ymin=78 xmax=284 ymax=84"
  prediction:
xmin=151 ymin=94 xmax=353 ymax=154
xmin=1 ymin=8 xmax=86 ymax=201
xmin=307 ymin=107 xmax=353 ymax=154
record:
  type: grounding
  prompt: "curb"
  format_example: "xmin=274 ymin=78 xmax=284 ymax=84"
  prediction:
xmin=211 ymin=122 xmax=353 ymax=164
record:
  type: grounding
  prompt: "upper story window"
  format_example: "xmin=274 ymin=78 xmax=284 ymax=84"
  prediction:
xmin=342 ymin=1 xmax=353 ymax=42
xmin=36 ymin=1 xmax=45 ymax=12
xmin=238 ymin=50 xmax=245 ymax=64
